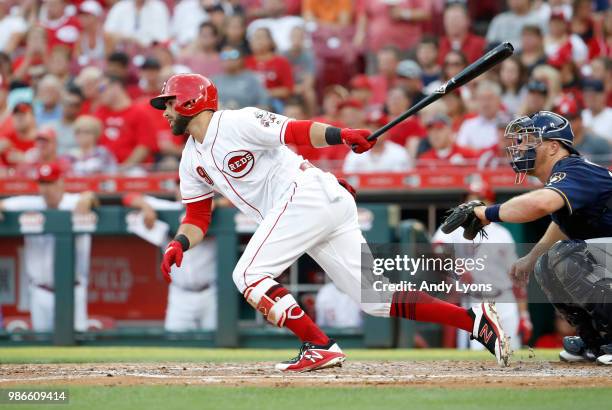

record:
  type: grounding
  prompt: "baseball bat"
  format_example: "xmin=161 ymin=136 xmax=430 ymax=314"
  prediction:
xmin=359 ymin=42 xmax=514 ymax=147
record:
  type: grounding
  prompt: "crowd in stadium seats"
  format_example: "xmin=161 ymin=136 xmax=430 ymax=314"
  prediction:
xmin=0 ymin=0 xmax=610 ymax=178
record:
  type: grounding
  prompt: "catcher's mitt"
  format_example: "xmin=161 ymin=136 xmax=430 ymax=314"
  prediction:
xmin=440 ymin=200 xmax=487 ymax=240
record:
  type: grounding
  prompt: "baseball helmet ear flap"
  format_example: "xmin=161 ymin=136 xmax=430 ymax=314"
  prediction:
xmin=150 ymin=74 xmax=218 ymax=116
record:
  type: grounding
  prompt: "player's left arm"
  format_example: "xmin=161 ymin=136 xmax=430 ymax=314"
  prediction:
xmin=284 ymin=120 xmax=375 ymax=153
xmin=474 ymin=188 xmax=565 ymax=224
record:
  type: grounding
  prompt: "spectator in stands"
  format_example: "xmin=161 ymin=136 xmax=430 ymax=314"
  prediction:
xmin=312 ymin=85 xmax=347 ymax=126
xmin=518 ymin=25 xmax=547 ymax=74
xmin=456 ymin=80 xmax=502 ymax=151
xmin=39 ymin=0 xmax=81 ymax=51
xmin=477 ymin=113 xmax=514 ymax=170
xmin=246 ymin=0 xmax=303 ymax=53
xmin=519 ymin=80 xmax=547 ymax=116
xmin=442 ymin=50 xmax=470 ymax=101
xmin=104 ymin=0 xmax=170 ymax=49
xmin=556 ymin=96 xmax=611 ymax=166
xmin=24 ymin=127 xmax=69 ymax=170
xmin=212 ymin=47 xmax=269 ymax=109
xmin=74 ymin=66 xmax=103 ymax=114
xmin=13 ymin=26 xmax=48 ymax=82
xmin=500 ymin=56 xmax=528 ymax=116
xmin=302 ymin=0 xmax=352 ymax=27
xmin=0 ymin=102 xmax=37 ymax=165
xmin=545 ymin=11 xmax=589 ymax=67
xmin=67 ymin=115 xmax=117 ymax=175
xmin=0 ymin=0 xmax=27 ymax=54
xmin=418 ymin=113 xmax=477 ymax=167
xmin=354 ymin=0 xmax=431 ymax=56
xmin=94 ymin=75 xmax=157 ymax=169
xmin=444 ymin=90 xmax=471 ymax=132
xmin=106 ymin=51 xmax=138 ymax=92
xmin=588 ymin=9 xmax=611 ymax=60
xmin=134 ymin=57 xmax=164 ymax=102
xmin=438 ymin=3 xmax=486 ymax=65
xmin=33 ymin=74 xmax=63 ymax=127
xmin=220 ymin=14 xmax=250 ymax=54
xmin=531 ymin=64 xmax=563 ymax=108
xmin=349 ymin=75 xmax=377 ymax=114
xmin=487 ymin=0 xmax=546 ymax=49
xmin=589 ymin=57 xmax=612 ymax=106
xmin=338 ymin=99 xmax=366 ymax=130
xmin=315 ymin=282 xmax=362 ymax=329
xmin=74 ymin=0 xmax=113 ymax=68
xmin=283 ymin=26 xmax=316 ymax=116
xmin=396 ymin=59 xmax=426 ymax=105
xmin=206 ymin=3 xmax=228 ymax=37
xmin=416 ymin=37 xmax=441 ymax=89
xmin=571 ymin=0 xmax=596 ymax=45
xmin=245 ymin=27 xmax=293 ymax=111
xmin=384 ymin=86 xmax=427 ymax=155
xmin=46 ymin=46 xmax=71 ymax=85
xmin=368 ymin=46 xmax=400 ymax=105
xmin=582 ymin=78 xmax=612 ymax=142
xmin=52 ymin=84 xmax=84 ymax=155
xmin=171 ymin=0 xmax=212 ymax=48
xmin=178 ymin=22 xmax=223 ymax=78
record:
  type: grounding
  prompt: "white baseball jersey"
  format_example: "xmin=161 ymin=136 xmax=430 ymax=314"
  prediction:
xmin=315 ymin=282 xmax=363 ymax=328
xmin=179 ymin=107 xmax=304 ymax=222
xmin=432 ymin=223 xmax=516 ymax=291
xmin=140 ymin=195 xmax=217 ymax=291
xmin=1 ymin=194 xmax=91 ymax=287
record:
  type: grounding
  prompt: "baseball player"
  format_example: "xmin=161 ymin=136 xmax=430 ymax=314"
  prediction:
xmin=150 ymin=74 xmax=509 ymax=372
xmin=0 ymin=162 xmax=97 ymax=332
xmin=433 ymin=181 xmax=523 ymax=351
xmin=443 ymin=111 xmax=612 ymax=365
xmin=122 ymin=191 xmax=217 ymax=331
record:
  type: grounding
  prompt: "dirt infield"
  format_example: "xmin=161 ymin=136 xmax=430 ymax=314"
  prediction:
xmin=1 ymin=360 xmax=610 ymax=388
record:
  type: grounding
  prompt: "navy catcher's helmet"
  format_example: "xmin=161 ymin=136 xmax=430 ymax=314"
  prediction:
xmin=504 ymin=111 xmax=579 ymax=183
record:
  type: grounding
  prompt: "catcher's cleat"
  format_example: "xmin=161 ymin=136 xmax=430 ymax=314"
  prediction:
xmin=559 ymin=336 xmax=597 ymax=363
xmin=275 ymin=339 xmax=346 ymax=372
xmin=596 ymin=344 xmax=612 ymax=366
xmin=469 ymin=302 xmax=511 ymax=367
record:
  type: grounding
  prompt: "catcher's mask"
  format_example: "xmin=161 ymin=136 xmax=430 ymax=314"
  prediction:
xmin=505 ymin=111 xmax=578 ymax=184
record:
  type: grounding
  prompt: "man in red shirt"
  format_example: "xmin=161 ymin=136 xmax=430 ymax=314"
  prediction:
xmin=40 ymin=0 xmax=82 ymax=51
xmin=0 ymin=103 xmax=37 ymax=166
xmin=437 ymin=3 xmax=486 ymax=65
xmin=418 ymin=113 xmax=477 ymax=168
xmin=94 ymin=76 xmax=157 ymax=169
xmin=367 ymin=46 xmax=400 ymax=105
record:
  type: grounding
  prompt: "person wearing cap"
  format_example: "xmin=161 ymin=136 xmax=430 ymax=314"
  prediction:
xmin=74 ymin=0 xmax=114 ymax=68
xmin=104 ymin=0 xmax=170 ymax=49
xmin=396 ymin=59 xmax=426 ymax=105
xmin=0 ymin=162 xmax=98 ymax=332
xmin=178 ymin=22 xmax=223 ymax=79
xmin=464 ymin=110 xmax=612 ymax=365
xmin=212 ymin=46 xmax=269 ymax=110
xmin=23 ymin=127 xmax=71 ymax=172
xmin=555 ymin=96 xmax=611 ymax=166
xmin=418 ymin=113 xmax=478 ymax=167
xmin=432 ymin=180 xmax=524 ymax=351
xmin=519 ymin=80 xmax=549 ymax=116
xmin=456 ymin=80 xmax=503 ymax=151
xmin=581 ymin=78 xmax=612 ymax=142
xmin=0 ymin=102 xmax=37 ymax=165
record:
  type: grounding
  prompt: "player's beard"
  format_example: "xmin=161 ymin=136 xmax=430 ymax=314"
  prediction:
xmin=171 ymin=114 xmax=192 ymax=135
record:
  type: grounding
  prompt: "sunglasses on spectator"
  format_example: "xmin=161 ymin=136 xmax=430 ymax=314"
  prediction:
xmin=220 ymin=50 xmax=241 ymax=60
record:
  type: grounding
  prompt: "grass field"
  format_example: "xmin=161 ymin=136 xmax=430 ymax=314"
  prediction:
xmin=0 ymin=347 xmax=609 ymax=410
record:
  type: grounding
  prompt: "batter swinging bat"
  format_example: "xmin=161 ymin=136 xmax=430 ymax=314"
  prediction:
xmin=357 ymin=42 xmax=514 ymax=148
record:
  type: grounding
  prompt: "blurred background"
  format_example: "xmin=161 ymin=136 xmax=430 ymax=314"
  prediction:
xmin=0 ymin=0 xmax=610 ymax=351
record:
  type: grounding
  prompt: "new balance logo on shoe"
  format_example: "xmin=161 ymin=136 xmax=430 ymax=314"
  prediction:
xmin=479 ymin=324 xmax=494 ymax=344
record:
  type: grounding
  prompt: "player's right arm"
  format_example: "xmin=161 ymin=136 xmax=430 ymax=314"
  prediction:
xmin=510 ymin=221 xmax=567 ymax=284
xmin=285 ymin=120 xmax=375 ymax=153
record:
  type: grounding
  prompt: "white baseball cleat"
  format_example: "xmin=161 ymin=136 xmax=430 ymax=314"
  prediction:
xmin=469 ymin=302 xmax=511 ymax=367
xmin=275 ymin=339 xmax=346 ymax=372
xmin=596 ymin=344 xmax=612 ymax=365
xmin=559 ymin=336 xmax=597 ymax=363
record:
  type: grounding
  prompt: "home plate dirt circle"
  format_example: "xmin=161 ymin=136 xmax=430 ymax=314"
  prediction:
xmin=1 ymin=361 xmax=610 ymax=388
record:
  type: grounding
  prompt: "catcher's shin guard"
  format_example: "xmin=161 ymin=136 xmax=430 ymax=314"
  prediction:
xmin=243 ymin=277 xmax=304 ymax=327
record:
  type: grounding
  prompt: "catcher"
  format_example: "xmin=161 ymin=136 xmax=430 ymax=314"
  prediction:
xmin=441 ymin=111 xmax=612 ymax=365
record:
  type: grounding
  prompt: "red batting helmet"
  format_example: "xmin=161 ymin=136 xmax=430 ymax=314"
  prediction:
xmin=150 ymin=74 xmax=218 ymax=116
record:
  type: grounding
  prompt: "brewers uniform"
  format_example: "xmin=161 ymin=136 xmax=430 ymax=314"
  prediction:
xmin=1 ymin=194 xmax=89 ymax=332
xmin=136 ymin=195 xmax=217 ymax=331
xmin=432 ymin=224 xmax=521 ymax=350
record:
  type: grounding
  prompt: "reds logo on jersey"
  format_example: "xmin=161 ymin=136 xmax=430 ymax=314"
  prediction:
xmin=223 ymin=150 xmax=255 ymax=178
xmin=196 ymin=166 xmax=214 ymax=185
